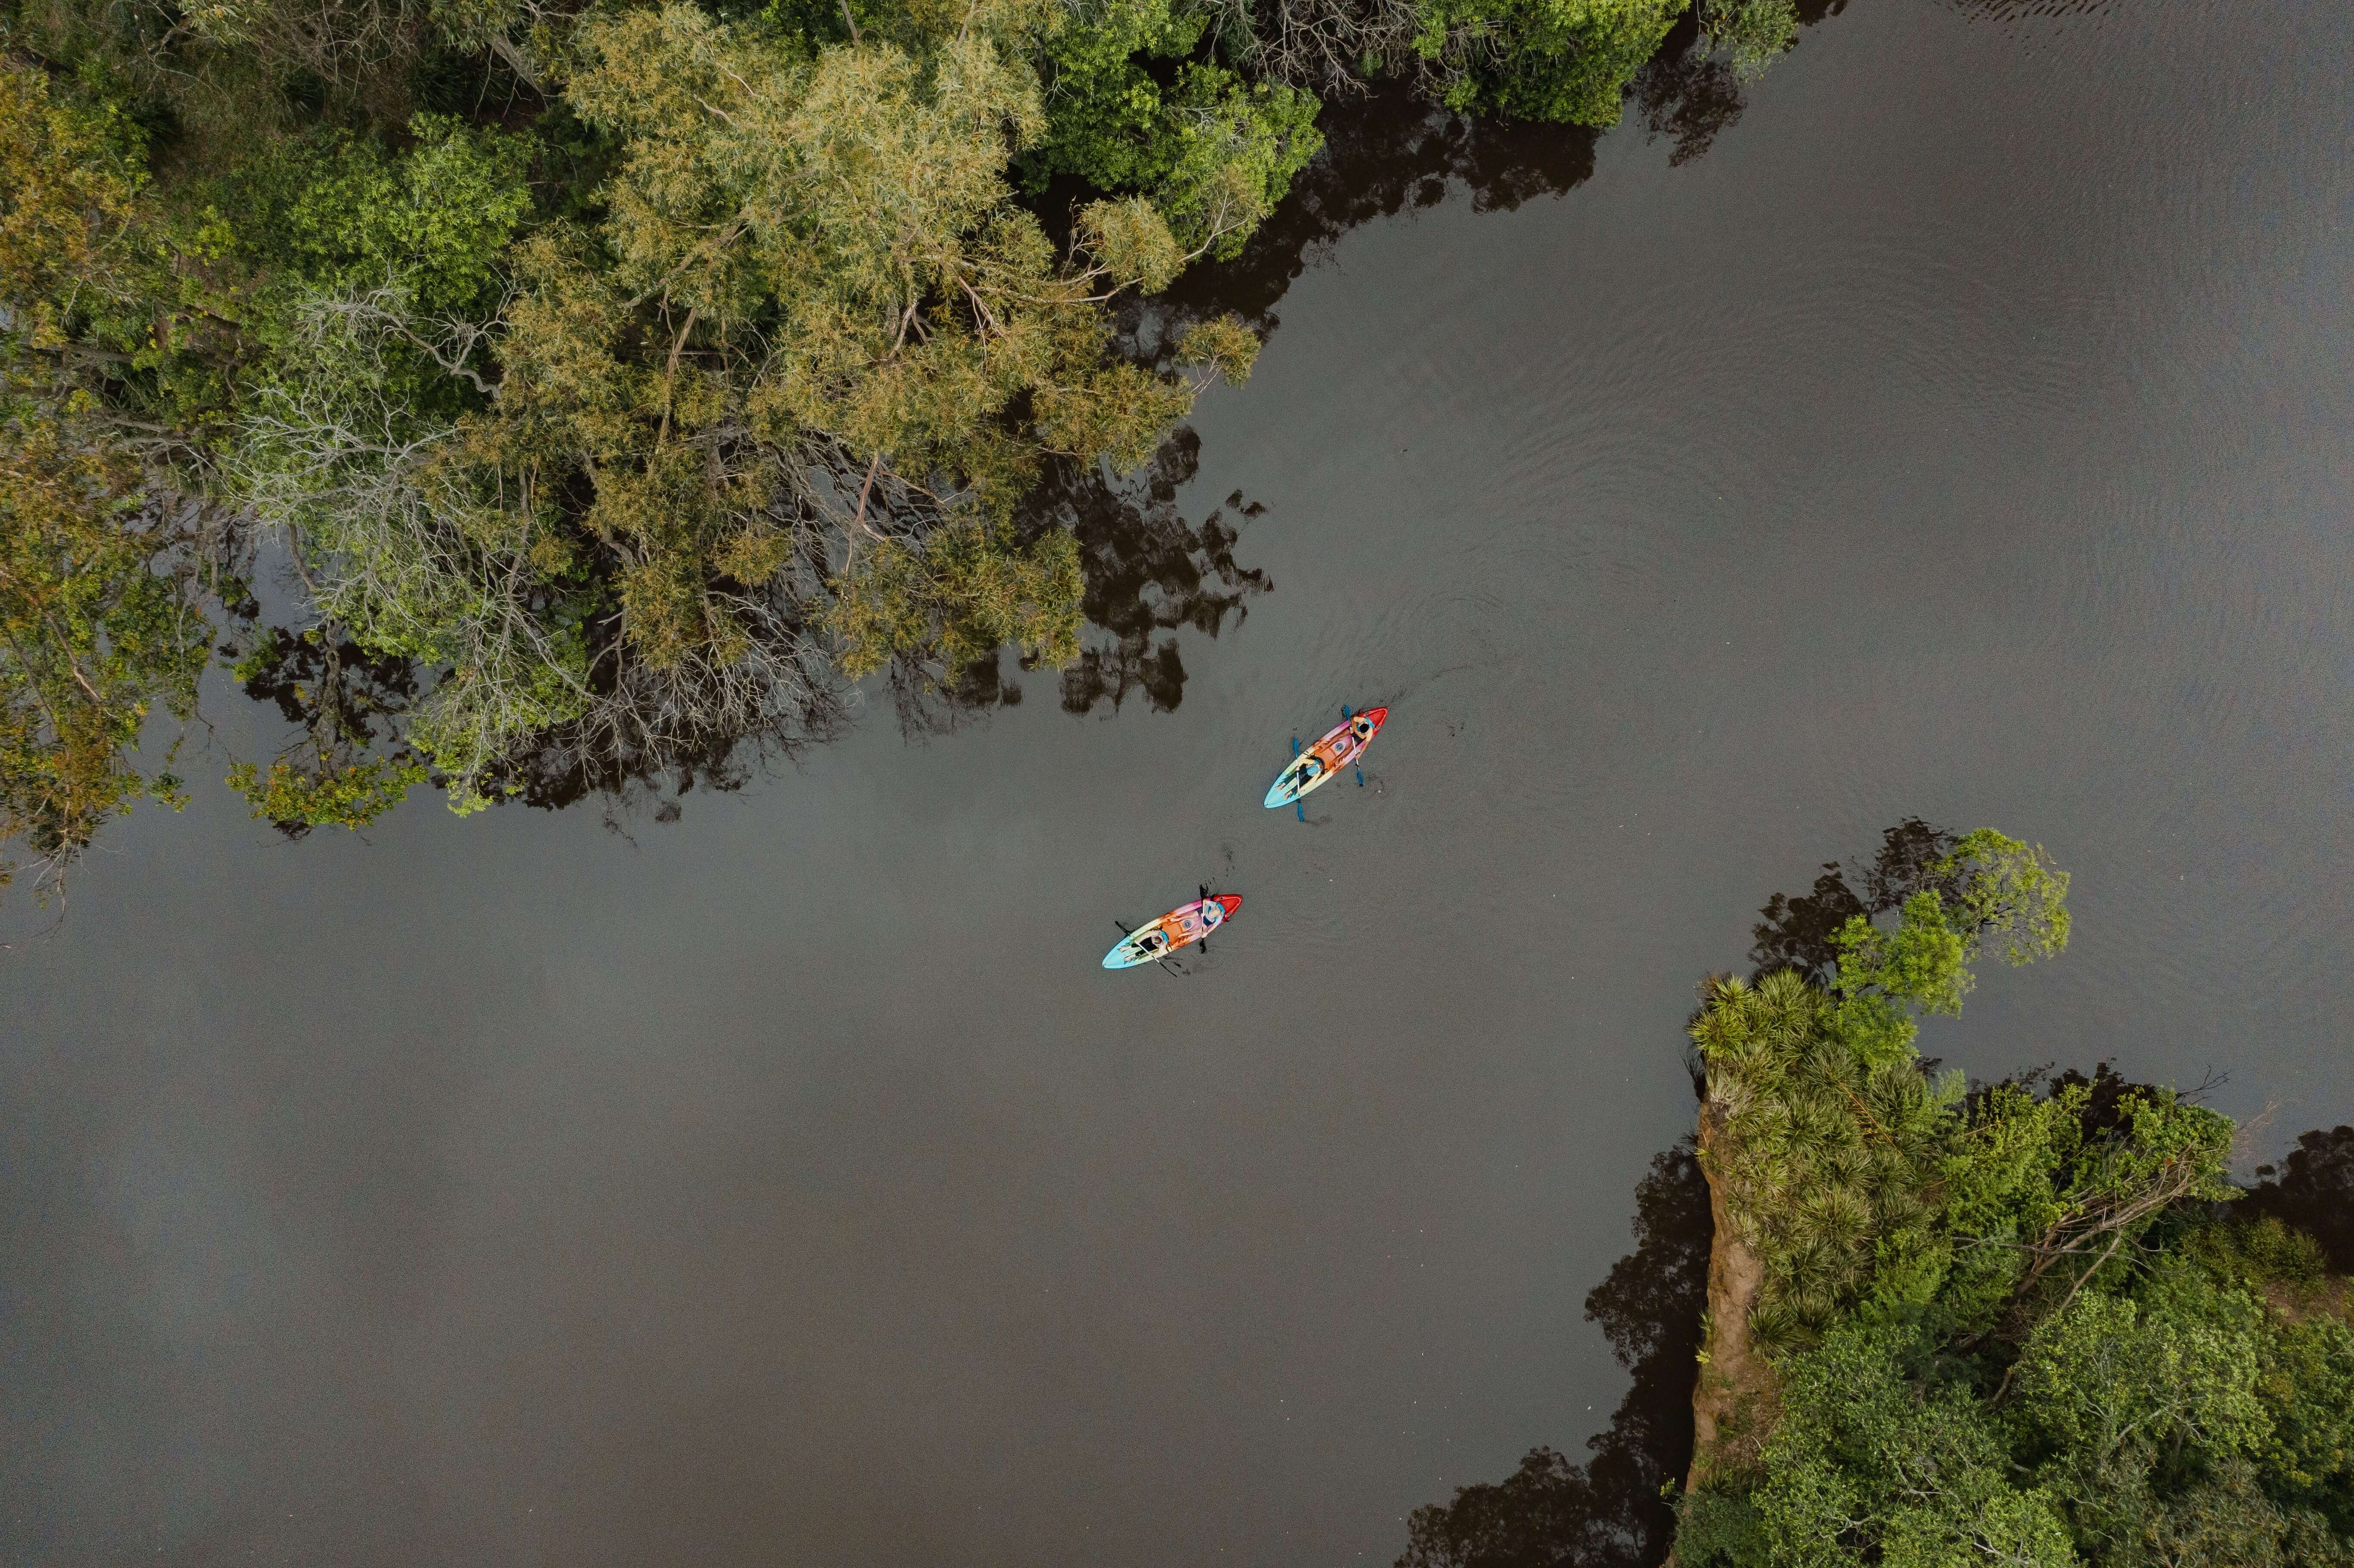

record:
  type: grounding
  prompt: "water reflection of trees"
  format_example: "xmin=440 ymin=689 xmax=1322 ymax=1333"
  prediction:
xmin=1398 ymin=1141 xmax=1710 ymax=1568
xmin=232 ymin=624 xmax=425 ymax=836
xmin=1141 ymin=89 xmax=1603 ymax=347
xmin=1632 ymin=14 xmax=1749 ymax=168
xmin=1037 ymin=429 xmax=1272 ymax=716
xmin=1747 ymin=818 xmax=1969 ymax=983
xmin=1138 ymin=0 xmax=1865 ymax=357
xmin=480 ymin=427 xmax=1274 ymax=809
xmin=2244 ymin=1126 xmax=2354 ymax=1273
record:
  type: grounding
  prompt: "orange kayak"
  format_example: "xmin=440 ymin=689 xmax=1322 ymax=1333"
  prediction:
xmin=1103 ymin=895 xmax=1241 ymax=969
xmin=1264 ymin=707 xmax=1388 ymax=807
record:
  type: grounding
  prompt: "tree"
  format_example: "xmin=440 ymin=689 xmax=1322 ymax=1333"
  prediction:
xmin=1690 ymin=968 xmax=1957 ymax=1351
xmin=1744 ymin=1319 xmax=2077 ymax=1568
xmin=1680 ymin=1142 xmax=2354 ymax=1568
xmin=1829 ymin=828 xmax=2070 ymax=1067
xmin=1700 ymin=0 xmax=1794 ymax=81
xmin=214 ymin=0 xmax=1267 ymax=805
xmin=0 ymin=372 xmax=210 ymax=901
xmin=1405 ymin=0 xmax=1686 ymax=125
xmin=1026 ymin=0 xmax=1323 ymax=255
xmin=1675 ymin=837 xmax=2350 ymax=1568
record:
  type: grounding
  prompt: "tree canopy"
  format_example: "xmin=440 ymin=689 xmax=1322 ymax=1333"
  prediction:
xmin=1671 ymin=831 xmax=2354 ymax=1568
xmin=0 ymin=0 xmax=1790 ymax=893
xmin=1395 ymin=831 xmax=2354 ymax=1568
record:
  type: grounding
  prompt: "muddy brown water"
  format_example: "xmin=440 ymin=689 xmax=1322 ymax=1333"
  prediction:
xmin=6 ymin=0 xmax=2353 ymax=1561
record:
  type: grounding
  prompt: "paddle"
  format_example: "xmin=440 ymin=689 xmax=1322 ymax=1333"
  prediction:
xmin=1290 ymin=735 xmax=1305 ymax=821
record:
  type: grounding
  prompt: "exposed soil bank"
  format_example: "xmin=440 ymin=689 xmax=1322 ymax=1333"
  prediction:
xmin=1685 ymin=1094 xmax=1772 ymax=1493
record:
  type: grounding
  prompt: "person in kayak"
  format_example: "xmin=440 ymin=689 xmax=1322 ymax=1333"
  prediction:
xmin=1137 ymin=929 xmax=1166 ymax=955
xmin=1296 ymin=756 xmax=1324 ymax=788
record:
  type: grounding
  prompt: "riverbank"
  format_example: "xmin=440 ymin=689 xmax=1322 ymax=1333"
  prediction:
xmin=1673 ymin=1002 xmax=2354 ymax=1566
xmin=1684 ymin=1093 xmax=1772 ymax=1492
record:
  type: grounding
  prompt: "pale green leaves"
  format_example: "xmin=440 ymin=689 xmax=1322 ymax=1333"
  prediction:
xmin=0 ymin=370 xmax=208 ymax=903
xmin=1834 ymin=892 xmax=1968 ymax=1014
xmin=1945 ymin=828 xmax=2071 ymax=968
xmin=1703 ymin=0 xmax=1796 ymax=80
xmin=1078 ymin=197 xmax=1184 ymax=291
xmin=824 ymin=521 xmax=1081 ymax=679
xmin=227 ymin=756 xmax=427 ymax=831
xmin=1828 ymin=830 xmax=2071 ymax=1067
xmin=1176 ymin=314 xmax=1262 ymax=384
xmin=559 ymin=5 xmax=1264 ymax=690
xmin=2012 ymin=1292 xmax=2272 ymax=1470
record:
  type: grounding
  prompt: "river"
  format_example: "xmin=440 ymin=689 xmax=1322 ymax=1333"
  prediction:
xmin=5 ymin=0 xmax=2351 ymax=1561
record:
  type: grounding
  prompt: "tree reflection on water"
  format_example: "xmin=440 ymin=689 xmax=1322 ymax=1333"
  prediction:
xmin=1746 ymin=817 xmax=1969 ymax=983
xmin=1140 ymin=89 xmax=1604 ymax=352
xmin=1398 ymin=1141 xmax=1711 ymax=1568
xmin=2244 ymin=1125 xmax=2354 ymax=1274
xmin=1041 ymin=429 xmax=1272 ymax=716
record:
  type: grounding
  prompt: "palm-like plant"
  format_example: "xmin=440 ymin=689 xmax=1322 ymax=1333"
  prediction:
xmin=1693 ymin=970 xmax=1956 ymax=1349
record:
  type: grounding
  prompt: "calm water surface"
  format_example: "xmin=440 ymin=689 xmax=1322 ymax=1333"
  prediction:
xmin=6 ymin=0 xmax=2352 ymax=1561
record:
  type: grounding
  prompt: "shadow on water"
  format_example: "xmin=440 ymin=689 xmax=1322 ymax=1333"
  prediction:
xmin=236 ymin=627 xmax=420 ymax=753
xmin=1141 ymin=0 xmax=1871 ymax=348
xmin=1398 ymin=1140 xmax=1711 ymax=1568
xmin=1747 ymin=818 xmax=1969 ymax=983
xmin=1040 ymin=429 xmax=1273 ymax=716
xmin=2244 ymin=1126 xmax=2354 ymax=1274
xmin=1141 ymin=89 xmax=1603 ymax=348
xmin=489 ymin=427 xmax=1276 ymax=811
xmin=880 ymin=429 xmax=1276 ymax=726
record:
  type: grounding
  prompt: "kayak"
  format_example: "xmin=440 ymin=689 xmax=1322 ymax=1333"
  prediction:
xmin=1264 ymin=706 xmax=1388 ymax=808
xmin=1103 ymin=894 xmax=1242 ymax=969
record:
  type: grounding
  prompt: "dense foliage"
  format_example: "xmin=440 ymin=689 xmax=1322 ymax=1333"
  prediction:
xmin=1677 ymin=1211 xmax=2354 ymax=1568
xmin=0 ymin=0 xmax=1791 ymax=897
xmin=1390 ymin=827 xmax=2351 ymax=1568
xmin=1694 ymin=828 xmax=2075 ymax=1348
xmin=1673 ymin=833 xmax=2354 ymax=1568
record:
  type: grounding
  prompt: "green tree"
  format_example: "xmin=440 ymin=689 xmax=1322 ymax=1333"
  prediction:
xmin=1692 ymin=968 xmax=1959 ymax=1350
xmin=1690 ymin=827 xmax=2074 ymax=1348
xmin=0 ymin=370 xmax=210 ymax=900
xmin=1745 ymin=1319 xmax=2077 ymax=1568
xmin=1024 ymin=0 xmax=1323 ymax=256
xmin=217 ymin=1 xmax=1264 ymax=806
xmin=1406 ymin=0 xmax=1685 ymax=124
xmin=1830 ymin=829 xmax=2070 ymax=1067
xmin=1676 ymin=839 xmax=2348 ymax=1568
xmin=1701 ymin=0 xmax=1794 ymax=80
